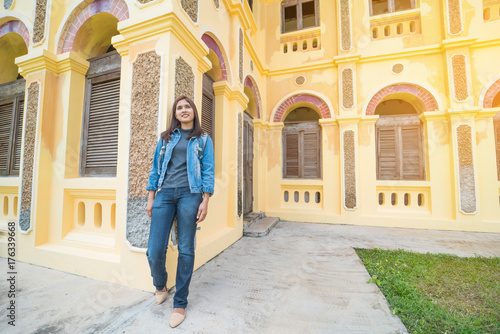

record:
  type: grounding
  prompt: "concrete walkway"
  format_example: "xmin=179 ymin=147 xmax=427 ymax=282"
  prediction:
xmin=2 ymin=221 xmax=500 ymax=334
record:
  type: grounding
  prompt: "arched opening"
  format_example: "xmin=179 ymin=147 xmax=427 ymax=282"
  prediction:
xmin=283 ymin=106 xmax=321 ymax=179
xmin=0 ymin=28 xmax=27 ymax=176
xmin=375 ymin=94 xmax=425 ymax=180
xmin=77 ymin=12 xmax=121 ymax=176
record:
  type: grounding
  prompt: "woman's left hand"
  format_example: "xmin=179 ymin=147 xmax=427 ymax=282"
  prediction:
xmin=196 ymin=195 xmax=209 ymax=224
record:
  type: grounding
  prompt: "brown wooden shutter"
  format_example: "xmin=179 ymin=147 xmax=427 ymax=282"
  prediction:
xmin=377 ymin=126 xmax=398 ymax=180
xmin=82 ymin=73 xmax=120 ymax=175
xmin=495 ymin=121 xmax=500 ymax=180
xmin=12 ymin=99 xmax=24 ymax=173
xmin=401 ymin=124 xmax=423 ymax=180
xmin=0 ymin=101 xmax=14 ymax=175
xmin=302 ymin=129 xmax=320 ymax=178
xmin=202 ymin=74 xmax=215 ymax=141
xmin=284 ymin=132 xmax=299 ymax=178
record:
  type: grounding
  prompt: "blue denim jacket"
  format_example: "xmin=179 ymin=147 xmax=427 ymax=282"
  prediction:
xmin=146 ymin=129 xmax=215 ymax=195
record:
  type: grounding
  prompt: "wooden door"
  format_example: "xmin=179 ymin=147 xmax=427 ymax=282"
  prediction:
xmin=243 ymin=112 xmax=254 ymax=214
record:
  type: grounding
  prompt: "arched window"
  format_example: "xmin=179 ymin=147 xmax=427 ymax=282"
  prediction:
xmin=375 ymin=99 xmax=425 ymax=180
xmin=281 ymin=0 xmax=319 ymax=33
xmin=283 ymin=107 xmax=321 ymax=179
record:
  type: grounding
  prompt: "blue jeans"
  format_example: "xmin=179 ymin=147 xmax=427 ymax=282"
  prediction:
xmin=146 ymin=186 xmax=202 ymax=308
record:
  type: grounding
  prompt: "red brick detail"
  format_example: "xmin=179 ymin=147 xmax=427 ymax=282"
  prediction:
xmin=483 ymin=79 xmax=500 ymax=108
xmin=366 ymin=84 xmax=439 ymax=115
xmin=0 ymin=20 xmax=30 ymax=48
xmin=201 ymin=34 xmax=228 ymax=81
xmin=273 ymin=94 xmax=332 ymax=122
xmin=58 ymin=0 xmax=129 ymax=54
xmin=244 ymin=76 xmax=262 ymax=119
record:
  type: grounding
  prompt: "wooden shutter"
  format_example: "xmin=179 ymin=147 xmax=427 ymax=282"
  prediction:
xmin=283 ymin=121 xmax=321 ymax=179
xmin=302 ymin=129 xmax=320 ymax=178
xmin=377 ymin=126 xmax=398 ymax=180
xmin=401 ymin=124 xmax=423 ymax=180
xmin=0 ymin=101 xmax=14 ymax=175
xmin=82 ymin=73 xmax=120 ymax=175
xmin=495 ymin=121 xmax=500 ymax=180
xmin=284 ymin=132 xmax=299 ymax=178
xmin=12 ymin=99 xmax=24 ymax=173
xmin=201 ymin=74 xmax=215 ymax=142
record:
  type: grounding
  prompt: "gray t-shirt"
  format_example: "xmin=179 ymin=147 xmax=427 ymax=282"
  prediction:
xmin=161 ymin=128 xmax=192 ymax=188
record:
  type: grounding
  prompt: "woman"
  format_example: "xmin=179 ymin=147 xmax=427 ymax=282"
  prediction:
xmin=145 ymin=95 xmax=214 ymax=328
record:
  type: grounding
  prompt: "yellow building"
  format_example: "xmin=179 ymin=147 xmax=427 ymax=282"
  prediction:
xmin=1 ymin=0 xmax=499 ymax=290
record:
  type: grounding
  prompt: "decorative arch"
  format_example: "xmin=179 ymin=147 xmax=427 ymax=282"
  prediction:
xmin=483 ymin=78 xmax=500 ymax=108
xmin=365 ymin=83 xmax=439 ymax=115
xmin=201 ymin=33 xmax=230 ymax=82
xmin=272 ymin=93 xmax=332 ymax=122
xmin=0 ymin=19 xmax=30 ymax=48
xmin=57 ymin=0 xmax=129 ymax=54
xmin=244 ymin=75 xmax=262 ymax=119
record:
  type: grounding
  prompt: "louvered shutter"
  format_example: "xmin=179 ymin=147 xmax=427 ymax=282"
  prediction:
xmin=12 ymin=99 xmax=24 ymax=173
xmin=82 ymin=74 xmax=120 ymax=175
xmin=201 ymin=74 xmax=215 ymax=141
xmin=0 ymin=101 xmax=14 ymax=175
xmin=495 ymin=121 xmax=500 ymax=180
xmin=377 ymin=126 xmax=398 ymax=180
xmin=302 ymin=129 xmax=320 ymax=178
xmin=284 ymin=132 xmax=299 ymax=178
xmin=401 ymin=125 xmax=423 ymax=180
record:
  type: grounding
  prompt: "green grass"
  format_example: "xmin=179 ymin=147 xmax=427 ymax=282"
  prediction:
xmin=355 ymin=248 xmax=500 ymax=334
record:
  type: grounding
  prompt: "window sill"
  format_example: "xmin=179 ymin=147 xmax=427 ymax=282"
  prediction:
xmin=281 ymin=25 xmax=321 ymax=38
xmin=63 ymin=177 xmax=117 ymax=190
xmin=376 ymin=180 xmax=429 ymax=188
xmin=0 ymin=176 xmax=20 ymax=187
xmin=281 ymin=179 xmax=323 ymax=186
xmin=370 ymin=8 xmax=421 ymax=23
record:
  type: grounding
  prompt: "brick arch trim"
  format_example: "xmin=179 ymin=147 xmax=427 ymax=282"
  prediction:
xmin=57 ymin=0 xmax=129 ymax=54
xmin=0 ymin=20 xmax=30 ymax=48
xmin=244 ymin=76 xmax=262 ymax=119
xmin=483 ymin=78 xmax=500 ymax=108
xmin=273 ymin=94 xmax=332 ymax=122
xmin=366 ymin=83 xmax=439 ymax=115
xmin=201 ymin=33 xmax=228 ymax=81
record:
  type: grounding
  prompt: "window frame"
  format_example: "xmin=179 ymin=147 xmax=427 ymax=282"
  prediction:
xmin=281 ymin=0 xmax=320 ymax=34
xmin=282 ymin=121 xmax=322 ymax=179
xmin=0 ymin=94 xmax=24 ymax=176
xmin=369 ymin=0 xmax=417 ymax=16
xmin=376 ymin=114 xmax=425 ymax=181
xmin=80 ymin=54 xmax=121 ymax=177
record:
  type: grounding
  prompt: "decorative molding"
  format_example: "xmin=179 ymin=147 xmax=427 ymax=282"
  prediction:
xmin=339 ymin=0 xmax=352 ymax=52
xmin=456 ymin=125 xmax=476 ymax=214
xmin=343 ymin=130 xmax=357 ymax=210
xmin=341 ymin=67 xmax=354 ymax=110
xmin=174 ymin=57 xmax=195 ymax=100
xmin=0 ymin=20 xmax=30 ymax=48
xmin=244 ymin=75 xmax=262 ymax=118
xmin=366 ymin=83 xmax=439 ymax=115
xmin=237 ymin=112 xmax=243 ymax=218
xmin=126 ymin=51 xmax=161 ymax=248
xmin=239 ymin=28 xmax=244 ymax=84
xmin=273 ymin=93 xmax=332 ymax=122
xmin=201 ymin=33 xmax=228 ymax=81
xmin=451 ymin=54 xmax=468 ymax=101
xmin=19 ymin=82 xmax=40 ymax=232
xmin=180 ymin=0 xmax=198 ymax=22
xmin=447 ymin=0 xmax=463 ymax=35
xmin=392 ymin=63 xmax=404 ymax=74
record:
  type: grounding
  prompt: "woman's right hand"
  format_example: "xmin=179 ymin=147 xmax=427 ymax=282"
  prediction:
xmin=147 ymin=190 xmax=156 ymax=217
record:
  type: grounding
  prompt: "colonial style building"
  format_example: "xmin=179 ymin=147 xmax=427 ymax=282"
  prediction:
xmin=1 ymin=0 xmax=500 ymax=289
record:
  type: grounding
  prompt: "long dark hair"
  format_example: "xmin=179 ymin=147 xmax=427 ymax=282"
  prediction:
xmin=161 ymin=95 xmax=203 ymax=142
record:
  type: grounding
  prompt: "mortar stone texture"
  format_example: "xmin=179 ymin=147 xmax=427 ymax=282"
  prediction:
xmin=175 ymin=57 xmax=195 ymax=100
xmin=19 ymin=83 xmax=40 ymax=231
xmin=180 ymin=0 xmax=198 ymax=22
xmin=33 ymin=0 xmax=47 ymax=44
xmin=127 ymin=52 xmax=161 ymax=246
xmin=344 ymin=130 xmax=357 ymax=209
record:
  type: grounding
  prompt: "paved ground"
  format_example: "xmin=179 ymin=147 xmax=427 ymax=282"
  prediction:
xmin=2 ymin=221 xmax=500 ymax=334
